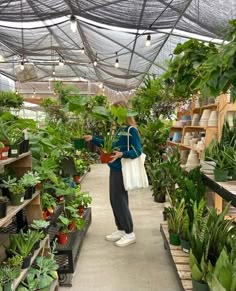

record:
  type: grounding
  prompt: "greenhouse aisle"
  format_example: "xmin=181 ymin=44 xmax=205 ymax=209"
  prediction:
xmin=60 ymin=164 xmax=181 ymax=291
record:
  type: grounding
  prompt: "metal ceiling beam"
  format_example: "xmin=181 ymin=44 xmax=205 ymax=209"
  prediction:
xmin=140 ymin=0 xmax=195 ymax=86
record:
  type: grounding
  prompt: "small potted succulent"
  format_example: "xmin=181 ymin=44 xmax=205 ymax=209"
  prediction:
xmin=30 ymin=219 xmax=50 ymax=237
xmin=8 ymin=182 xmax=25 ymax=206
xmin=19 ymin=171 xmax=40 ymax=199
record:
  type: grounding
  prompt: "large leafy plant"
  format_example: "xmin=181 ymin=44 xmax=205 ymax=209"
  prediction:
xmin=196 ymin=20 xmax=236 ymax=101
xmin=164 ymin=39 xmax=217 ymax=100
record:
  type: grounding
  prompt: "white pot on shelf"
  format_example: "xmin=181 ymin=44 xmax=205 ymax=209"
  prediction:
xmin=200 ymin=160 xmax=216 ymax=175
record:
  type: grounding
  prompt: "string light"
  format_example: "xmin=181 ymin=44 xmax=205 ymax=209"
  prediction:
xmin=94 ymin=54 xmax=98 ymax=66
xmin=52 ymin=68 xmax=55 ymax=76
xmin=145 ymin=34 xmax=151 ymax=47
xmin=115 ymin=52 xmax=119 ymax=68
xmin=81 ymin=47 xmax=85 ymax=54
xmin=33 ymin=88 xmax=36 ymax=95
xmin=59 ymin=58 xmax=64 ymax=67
xmin=102 ymin=86 xmax=105 ymax=92
xmin=15 ymin=89 xmax=18 ymax=95
xmin=20 ymin=61 xmax=24 ymax=70
xmin=98 ymin=82 xmax=103 ymax=89
xmin=70 ymin=15 xmax=77 ymax=33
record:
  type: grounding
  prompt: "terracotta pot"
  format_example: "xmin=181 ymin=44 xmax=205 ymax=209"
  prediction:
xmin=56 ymin=195 xmax=64 ymax=203
xmin=0 ymin=146 xmax=9 ymax=160
xmin=78 ymin=205 xmax=85 ymax=216
xmin=68 ymin=221 xmax=76 ymax=231
xmin=100 ymin=152 xmax=113 ymax=163
xmin=42 ymin=210 xmax=47 ymax=220
xmin=57 ymin=232 xmax=68 ymax=244
xmin=73 ymin=175 xmax=80 ymax=183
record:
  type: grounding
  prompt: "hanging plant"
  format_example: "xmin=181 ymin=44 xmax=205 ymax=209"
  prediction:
xmin=164 ymin=39 xmax=217 ymax=100
xmin=196 ymin=20 xmax=236 ymax=102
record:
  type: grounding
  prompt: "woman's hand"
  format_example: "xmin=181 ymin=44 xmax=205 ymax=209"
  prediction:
xmin=109 ymin=150 xmax=123 ymax=163
xmin=83 ymin=135 xmax=92 ymax=142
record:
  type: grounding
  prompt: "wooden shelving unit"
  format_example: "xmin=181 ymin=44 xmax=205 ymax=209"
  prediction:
xmin=160 ymin=222 xmax=192 ymax=291
xmin=0 ymin=191 xmax=41 ymax=227
xmin=0 ymin=152 xmax=46 ymax=288
xmin=12 ymin=235 xmax=50 ymax=289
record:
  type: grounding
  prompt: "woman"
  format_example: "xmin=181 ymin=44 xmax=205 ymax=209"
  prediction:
xmin=83 ymin=100 xmax=142 ymax=247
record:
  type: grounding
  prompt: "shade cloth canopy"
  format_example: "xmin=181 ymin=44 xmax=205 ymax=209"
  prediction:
xmin=0 ymin=0 xmax=235 ymax=91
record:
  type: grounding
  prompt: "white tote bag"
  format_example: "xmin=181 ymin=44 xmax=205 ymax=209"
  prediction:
xmin=121 ymin=127 xmax=149 ymax=191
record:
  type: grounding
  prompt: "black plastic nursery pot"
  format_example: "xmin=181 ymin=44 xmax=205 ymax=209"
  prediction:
xmin=73 ymin=138 xmax=85 ymax=150
xmin=10 ymin=194 xmax=24 ymax=206
xmin=0 ymin=200 xmax=8 ymax=219
xmin=192 ymin=279 xmax=209 ymax=291
xmin=21 ymin=254 xmax=32 ymax=269
xmin=169 ymin=232 xmax=181 ymax=246
xmin=24 ymin=186 xmax=34 ymax=200
xmin=2 ymin=281 xmax=13 ymax=291
xmin=180 ymin=239 xmax=190 ymax=253
xmin=154 ymin=194 xmax=166 ymax=203
xmin=8 ymin=144 xmax=20 ymax=158
xmin=213 ymin=168 xmax=228 ymax=182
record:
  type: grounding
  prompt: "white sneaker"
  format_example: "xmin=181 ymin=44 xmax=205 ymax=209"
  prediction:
xmin=115 ymin=233 xmax=136 ymax=247
xmin=105 ymin=230 xmax=125 ymax=242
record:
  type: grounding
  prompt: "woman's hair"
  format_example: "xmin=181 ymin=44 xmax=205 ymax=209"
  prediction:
xmin=112 ymin=100 xmax=137 ymax=127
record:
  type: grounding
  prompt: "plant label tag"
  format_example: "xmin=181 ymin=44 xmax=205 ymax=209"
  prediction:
xmin=21 ymin=197 xmax=24 ymax=202
xmin=11 ymin=149 xmax=18 ymax=154
xmin=182 ymin=248 xmax=189 ymax=253
xmin=2 ymin=151 xmax=8 ymax=157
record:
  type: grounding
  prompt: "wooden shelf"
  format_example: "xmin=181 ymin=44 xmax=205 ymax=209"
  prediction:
xmin=202 ymin=174 xmax=236 ymax=213
xmin=166 ymin=141 xmax=180 ymax=147
xmin=183 ymin=126 xmax=207 ymax=131
xmin=193 ymin=103 xmax=218 ymax=113
xmin=0 ymin=191 xmax=40 ymax=228
xmin=12 ymin=235 xmax=50 ymax=290
xmin=170 ymin=126 xmax=183 ymax=131
xmin=177 ymin=110 xmax=192 ymax=118
xmin=160 ymin=222 xmax=192 ymax=291
xmin=0 ymin=152 xmax=31 ymax=173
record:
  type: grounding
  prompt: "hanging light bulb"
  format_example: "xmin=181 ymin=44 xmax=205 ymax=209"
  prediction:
xmin=145 ymin=34 xmax=151 ymax=47
xmin=102 ymin=86 xmax=105 ymax=92
xmin=20 ymin=61 xmax=24 ymax=70
xmin=52 ymin=68 xmax=55 ymax=76
xmin=115 ymin=52 xmax=119 ymax=68
xmin=70 ymin=15 xmax=77 ymax=33
xmin=33 ymin=89 xmax=36 ymax=95
xmin=81 ymin=47 xmax=85 ymax=54
xmin=59 ymin=58 xmax=64 ymax=67
xmin=98 ymin=82 xmax=103 ymax=89
xmin=94 ymin=57 xmax=97 ymax=66
xmin=15 ymin=89 xmax=18 ymax=95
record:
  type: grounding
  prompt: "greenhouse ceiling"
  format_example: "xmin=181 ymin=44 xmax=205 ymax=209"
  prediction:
xmin=0 ymin=0 xmax=235 ymax=91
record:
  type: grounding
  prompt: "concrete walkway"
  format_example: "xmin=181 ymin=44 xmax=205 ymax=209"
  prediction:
xmin=60 ymin=164 xmax=181 ymax=291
